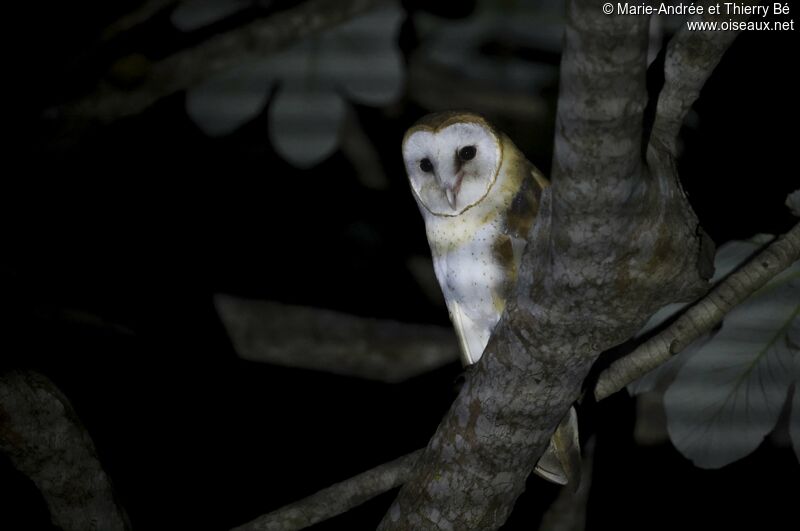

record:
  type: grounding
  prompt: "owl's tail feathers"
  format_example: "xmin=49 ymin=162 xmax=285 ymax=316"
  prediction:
xmin=533 ymin=406 xmax=582 ymax=490
xmin=448 ymin=301 xmax=491 ymax=366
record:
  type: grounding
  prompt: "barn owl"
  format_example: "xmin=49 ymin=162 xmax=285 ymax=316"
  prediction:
xmin=402 ymin=111 xmax=580 ymax=486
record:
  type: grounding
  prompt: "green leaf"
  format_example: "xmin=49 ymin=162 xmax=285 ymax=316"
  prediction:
xmin=184 ymin=1 xmax=405 ymax=168
xmin=185 ymin=62 xmax=273 ymax=136
xmin=663 ymin=263 xmax=799 ymax=468
xmin=327 ymin=3 xmax=405 ymax=106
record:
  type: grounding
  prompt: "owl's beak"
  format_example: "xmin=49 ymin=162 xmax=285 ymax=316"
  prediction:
xmin=445 ymin=188 xmax=457 ymax=209
xmin=445 ymin=172 xmax=464 ymax=209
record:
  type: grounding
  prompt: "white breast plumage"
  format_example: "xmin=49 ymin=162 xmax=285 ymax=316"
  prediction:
xmin=422 ymin=195 xmax=512 ymax=365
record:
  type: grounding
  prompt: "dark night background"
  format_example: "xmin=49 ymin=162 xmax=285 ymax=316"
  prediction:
xmin=2 ymin=1 xmax=798 ymax=530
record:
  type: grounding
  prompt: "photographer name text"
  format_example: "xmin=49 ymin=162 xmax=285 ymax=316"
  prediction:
xmin=608 ymin=2 xmax=788 ymax=16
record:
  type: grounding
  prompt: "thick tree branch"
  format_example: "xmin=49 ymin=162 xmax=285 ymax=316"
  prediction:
xmin=0 ymin=371 xmax=130 ymax=531
xmin=231 ymin=450 xmax=422 ymax=531
xmin=650 ymin=0 xmax=759 ymax=151
xmin=595 ymin=220 xmax=800 ymax=400
xmin=551 ymin=0 xmax=649 ymax=206
xmin=65 ymin=0 xmax=380 ymax=121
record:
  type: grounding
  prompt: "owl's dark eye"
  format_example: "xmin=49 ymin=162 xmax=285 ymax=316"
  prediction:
xmin=419 ymin=158 xmax=434 ymax=173
xmin=458 ymin=145 xmax=477 ymax=161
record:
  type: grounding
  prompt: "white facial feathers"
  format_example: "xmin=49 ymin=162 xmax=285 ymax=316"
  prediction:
xmin=402 ymin=122 xmax=501 ymax=216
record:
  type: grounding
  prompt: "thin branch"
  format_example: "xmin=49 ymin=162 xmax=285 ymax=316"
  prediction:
xmin=214 ymin=295 xmax=459 ymax=383
xmin=64 ymin=0 xmax=380 ymax=121
xmin=0 ymin=371 xmax=130 ymax=531
xmin=101 ymin=0 xmax=182 ymax=42
xmin=340 ymin=106 xmax=391 ymax=190
xmin=231 ymin=450 xmax=422 ymax=531
xmin=407 ymin=58 xmax=550 ymax=126
xmin=650 ymin=0 xmax=760 ymax=151
xmin=595 ymin=220 xmax=800 ymax=400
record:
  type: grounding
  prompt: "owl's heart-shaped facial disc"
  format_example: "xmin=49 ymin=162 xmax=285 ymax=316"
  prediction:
xmin=402 ymin=119 xmax=502 ymax=216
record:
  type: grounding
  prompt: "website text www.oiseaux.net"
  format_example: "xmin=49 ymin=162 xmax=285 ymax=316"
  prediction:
xmin=602 ymin=2 xmax=795 ymax=31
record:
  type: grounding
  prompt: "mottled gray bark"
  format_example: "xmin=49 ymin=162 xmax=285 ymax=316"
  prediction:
xmin=0 ymin=371 xmax=130 ymax=531
xmin=377 ymin=0 xmax=720 ymax=527
xmin=551 ymin=0 xmax=649 ymax=201
xmin=65 ymin=0 xmax=380 ymax=121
